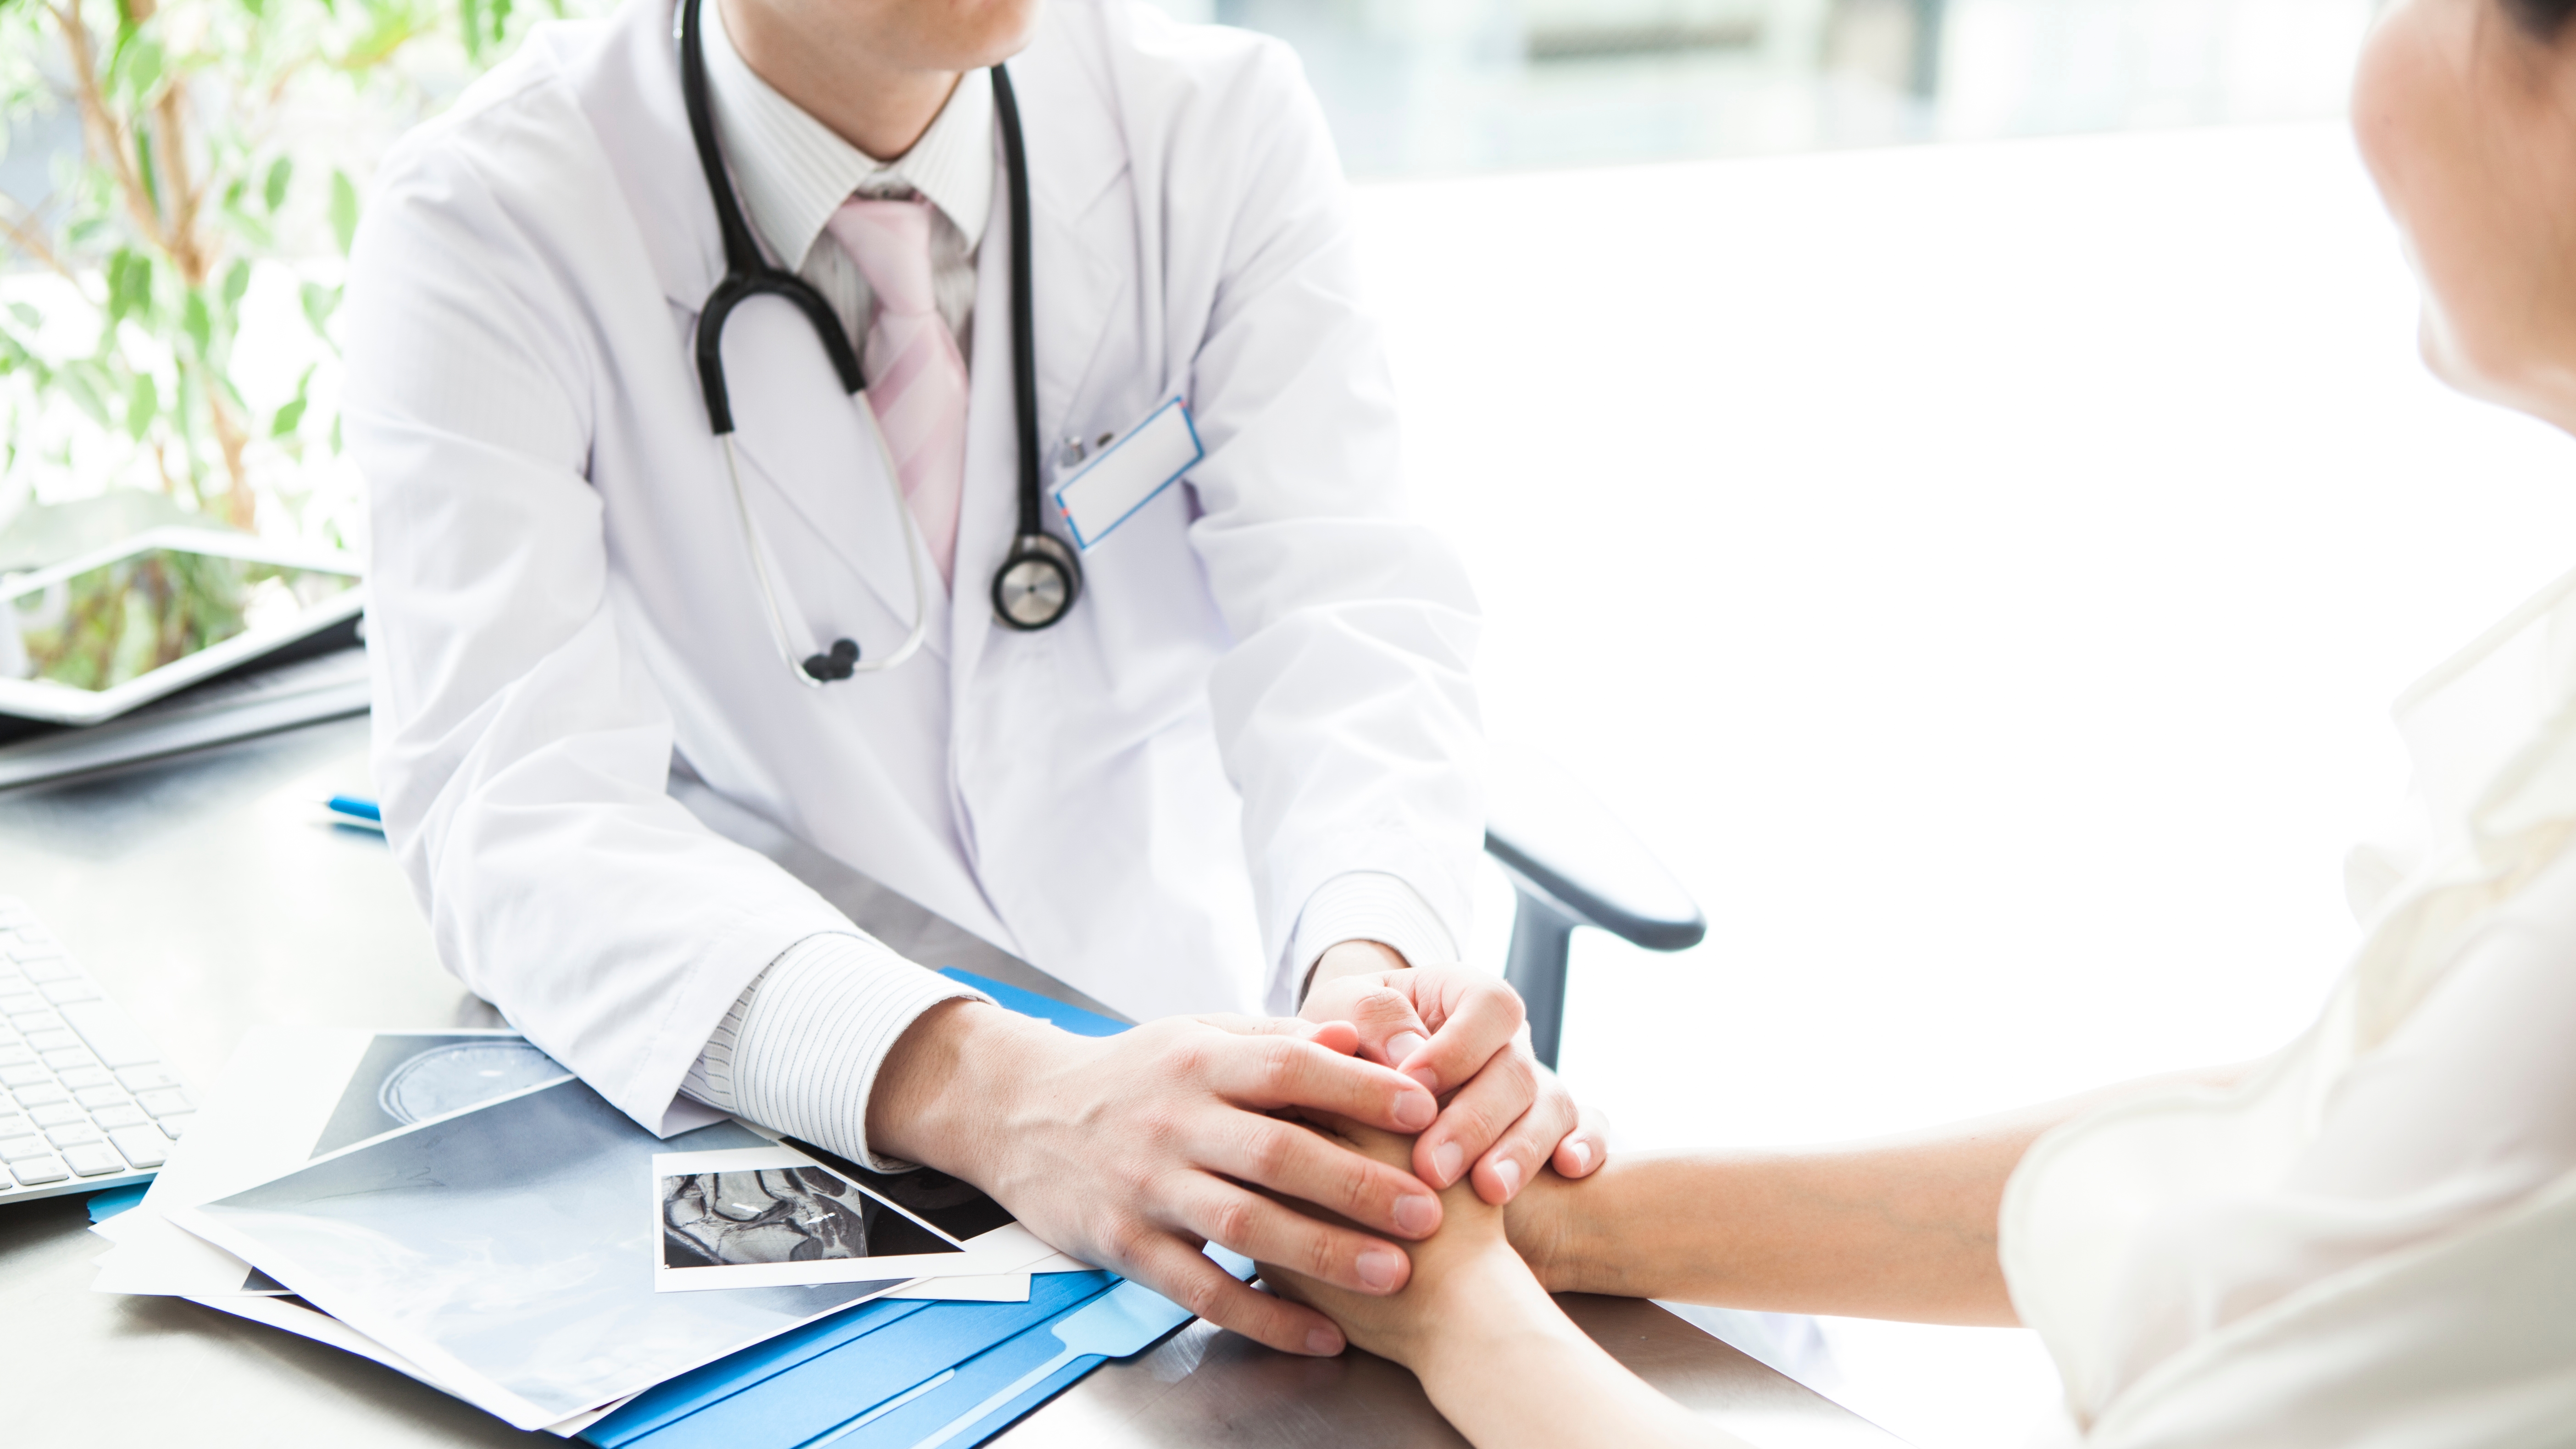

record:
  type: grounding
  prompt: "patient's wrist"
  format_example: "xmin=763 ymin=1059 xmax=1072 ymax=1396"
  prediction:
xmin=1407 ymin=1249 xmax=1575 ymax=1380
xmin=1509 ymin=1164 xmax=1615 ymax=1295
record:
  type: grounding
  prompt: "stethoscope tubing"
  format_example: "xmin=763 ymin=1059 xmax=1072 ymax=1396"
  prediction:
xmin=678 ymin=0 xmax=1066 ymax=688
xmin=722 ymin=427 xmax=932 ymax=684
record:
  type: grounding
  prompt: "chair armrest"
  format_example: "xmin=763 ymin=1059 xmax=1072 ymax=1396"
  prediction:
xmin=1482 ymin=748 xmax=1706 ymax=953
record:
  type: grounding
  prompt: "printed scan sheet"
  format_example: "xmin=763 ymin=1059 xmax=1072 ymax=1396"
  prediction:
xmin=652 ymin=1144 xmax=1055 ymax=1292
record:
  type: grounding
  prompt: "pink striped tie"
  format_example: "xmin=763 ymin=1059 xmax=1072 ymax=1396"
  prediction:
xmin=824 ymin=196 xmax=966 ymax=588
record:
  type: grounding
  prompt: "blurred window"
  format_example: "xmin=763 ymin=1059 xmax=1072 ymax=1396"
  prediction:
xmin=1156 ymin=0 xmax=2377 ymax=175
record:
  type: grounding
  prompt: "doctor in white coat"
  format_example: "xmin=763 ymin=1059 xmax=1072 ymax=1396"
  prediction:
xmin=345 ymin=0 xmax=1604 ymax=1354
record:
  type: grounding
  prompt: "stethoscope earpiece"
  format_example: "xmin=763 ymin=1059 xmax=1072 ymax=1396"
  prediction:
xmin=801 ymin=638 xmax=860 ymax=681
xmin=993 ymin=533 xmax=1082 ymax=631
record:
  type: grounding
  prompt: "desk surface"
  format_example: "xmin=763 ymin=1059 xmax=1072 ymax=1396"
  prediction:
xmin=0 ymin=719 xmax=1904 ymax=1448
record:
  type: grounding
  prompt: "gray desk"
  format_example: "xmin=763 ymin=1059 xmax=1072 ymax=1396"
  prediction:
xmin=0 ymin=717 xmax=1904 ymax=1448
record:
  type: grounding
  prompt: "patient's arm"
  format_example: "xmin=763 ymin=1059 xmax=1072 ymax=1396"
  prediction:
xmin=1507 ymin=1065 xmax=2252 ymax=1325
xmin=1260 ymin=1120 xmax=1744 ymax=1449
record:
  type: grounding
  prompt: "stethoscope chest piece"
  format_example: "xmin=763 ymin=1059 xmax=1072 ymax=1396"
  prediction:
xmin=993 ymin=532 xmax=1082 ymax=631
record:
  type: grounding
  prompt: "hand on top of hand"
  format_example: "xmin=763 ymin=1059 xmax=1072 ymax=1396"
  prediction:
xmin=875 ymin=1001 xmax=1452 ymax=1360
xmin=1300 ymin=946 xmax=1608 ymax=1204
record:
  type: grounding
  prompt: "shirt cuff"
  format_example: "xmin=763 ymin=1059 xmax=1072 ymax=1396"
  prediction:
xmin=1286 ymin=871 xmax=1462 ymax=998
xmin=681 ymin=931 xmax=990 ymax=1171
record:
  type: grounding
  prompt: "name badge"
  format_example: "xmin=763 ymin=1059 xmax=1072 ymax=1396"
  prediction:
xmin=1052 ymin=398 xmax=1203 ymax=551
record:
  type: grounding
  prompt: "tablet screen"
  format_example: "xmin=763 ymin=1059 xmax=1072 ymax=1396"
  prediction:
xmin=1 ymin=547 xmax=360 ymax=693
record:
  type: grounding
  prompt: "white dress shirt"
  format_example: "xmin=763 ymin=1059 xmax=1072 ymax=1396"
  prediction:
xmin=679 ymin=14 xmax=1459 ymax=1167
xmin=700 ymin=0 xmax=988 ymax=356
xmin=2004 ymin=565 xmax=2576 ymax=1446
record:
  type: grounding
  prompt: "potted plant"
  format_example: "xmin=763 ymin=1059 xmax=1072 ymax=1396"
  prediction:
xmin=0 ymin=0 xmax=567 ymax=550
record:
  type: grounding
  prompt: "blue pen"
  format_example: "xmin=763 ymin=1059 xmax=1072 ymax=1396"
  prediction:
xmin=324 ymin=794 xmax=383 ymax=828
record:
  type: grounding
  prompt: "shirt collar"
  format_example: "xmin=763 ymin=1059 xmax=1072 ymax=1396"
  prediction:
xmin=701 ymin=1 xmax=995 ymax=269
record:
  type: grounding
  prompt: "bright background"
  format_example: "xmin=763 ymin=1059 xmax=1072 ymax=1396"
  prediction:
xmin=1356 ymin=120 xmax=2576 ymax=1446
xmin=15 ymin=0 xmax=2573 ymax=1444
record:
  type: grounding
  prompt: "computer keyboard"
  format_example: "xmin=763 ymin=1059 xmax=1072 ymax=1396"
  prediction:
xmin=0 ymin=896 xmax=189 ymax=1203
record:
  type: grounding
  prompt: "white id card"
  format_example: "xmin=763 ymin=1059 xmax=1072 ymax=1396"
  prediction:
xmin=1052 ymin=397 xmax=1203 ymax=550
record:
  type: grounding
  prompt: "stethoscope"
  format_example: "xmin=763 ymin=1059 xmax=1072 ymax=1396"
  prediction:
xmin=678 ymin=0 xmax=1081 ymax=688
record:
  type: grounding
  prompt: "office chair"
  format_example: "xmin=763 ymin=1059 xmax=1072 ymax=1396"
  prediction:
xmin=1482 ymin=749 xmax=1706 ymax=1070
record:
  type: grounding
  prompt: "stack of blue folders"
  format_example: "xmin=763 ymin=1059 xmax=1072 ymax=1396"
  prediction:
xmin=579 ymin=970 xmax=1247 ymax=1449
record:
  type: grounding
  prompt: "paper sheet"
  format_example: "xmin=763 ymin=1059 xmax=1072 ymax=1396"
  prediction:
xmin=170 ymin=1077 xmax=909 ymax=1431
xmin=182 ymin=1290 xmax=630 ymax=1436
xmin=92 ymin=1027 xmax=553 ymax=1298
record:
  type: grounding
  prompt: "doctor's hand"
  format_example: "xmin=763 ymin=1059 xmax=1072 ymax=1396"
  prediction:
xmin=865 ymin=999 xmax=1448 ymax=1357
xmin=1301 ymin=948 xmax=1607 ymax=1206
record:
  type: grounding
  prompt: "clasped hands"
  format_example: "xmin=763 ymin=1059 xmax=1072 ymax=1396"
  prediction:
xmin=868 ymin=956 xmax=1602 ymax=1357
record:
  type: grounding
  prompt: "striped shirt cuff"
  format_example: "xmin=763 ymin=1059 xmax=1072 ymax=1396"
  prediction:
xmin=1287 ymin=871 xmax=1462 ymax=1000
xmin=681 ymin=932 xmax=990 ymax=1171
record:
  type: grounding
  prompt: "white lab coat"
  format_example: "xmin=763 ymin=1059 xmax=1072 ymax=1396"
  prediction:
xmin=344 ymin=0 xmax=1484 ymax=1132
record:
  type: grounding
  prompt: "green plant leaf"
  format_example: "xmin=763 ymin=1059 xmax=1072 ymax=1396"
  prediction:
xmin=135 ymin=129 xmax=161 ymax=218
xmin=7 ymin=302 xmax=39 ymax=329
xmin=106 ymin=250 xmax=153 ymax=326
xmin=122 ymin=38 xmax=164 ymax=107
xmin=174 ymin=364 xmax=201 ymax=444
xmin=59 ymin=362 xmax=111 ymax=428
xmin=126 ymin=372 xmax=158 ymax=440
xmin=300 ymin=280 xmax=341 ymax=342
xmin=460 ymin=0 xmax=484 ymax=61
xmin=222 ymin=259 xmax=252 ymax=312
xmin=329 ymin=169 xmax=358 ymax=255
xmin=270 ymin=396 xmax=307 ymax=437
xmin=264 ymin=156 xmax=291 ymax=213
xmin=182 ymin=290 xmax=211 ymax=357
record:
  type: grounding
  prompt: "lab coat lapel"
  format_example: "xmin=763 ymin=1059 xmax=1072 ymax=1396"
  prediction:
xmin=604 ymin=0 xmax=725 ymax=316
xmin=610 ymin=1 xmax=948 ymax=655
xmin=948 ymin=58 xmax=1129 ymax=688
xmin=949 ymin=206 xmax=1021 ymax=677
xmin=1016 ymin=31 xmax=1135 ymax=448
xmin=722 ymin=329 xmax=953 ymax=658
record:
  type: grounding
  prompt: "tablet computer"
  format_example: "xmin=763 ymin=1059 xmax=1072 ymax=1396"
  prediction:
xmin=0 ymin=526 xmax=365 ymax=726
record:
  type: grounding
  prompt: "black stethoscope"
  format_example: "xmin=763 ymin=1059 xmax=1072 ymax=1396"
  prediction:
xmin=678 ymin=0 xmax=1081 ymax=687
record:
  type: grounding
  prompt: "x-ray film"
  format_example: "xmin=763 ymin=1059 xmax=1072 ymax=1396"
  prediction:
xmin=172 ymin=1078 xmax=908 ymax=1430
xmin=650 ymin=1145 xmax=1059 ymax=1293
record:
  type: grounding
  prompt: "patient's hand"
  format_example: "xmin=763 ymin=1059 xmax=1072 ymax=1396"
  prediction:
xmin=1502 ymin=1155 xmax=1586 ymax=1294
xmin=1260 ymin=1121 xmax=1731 ymax=1449
xmin=1257 ymin=1117 xmax=1552 ymax=1372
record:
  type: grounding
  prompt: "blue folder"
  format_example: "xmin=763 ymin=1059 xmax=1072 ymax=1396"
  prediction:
xmin=606 ymin=1272 xmax=1121 ymax=1449
xmin=935 ymin=969 xmax=1128 ymax=1038
xmin=584 ymin=970 xmax=1151 ymax=1449
xmin=829 ymin=1252 xmax=1253 ymax=1449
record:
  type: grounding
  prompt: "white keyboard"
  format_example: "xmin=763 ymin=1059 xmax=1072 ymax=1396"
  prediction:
xmin=0 ymin=896 xmax=190 ymax=1203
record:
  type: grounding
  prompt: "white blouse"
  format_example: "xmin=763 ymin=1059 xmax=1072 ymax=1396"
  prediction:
xmin=2001 ymin=566 xmax=2576 ymax=1447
